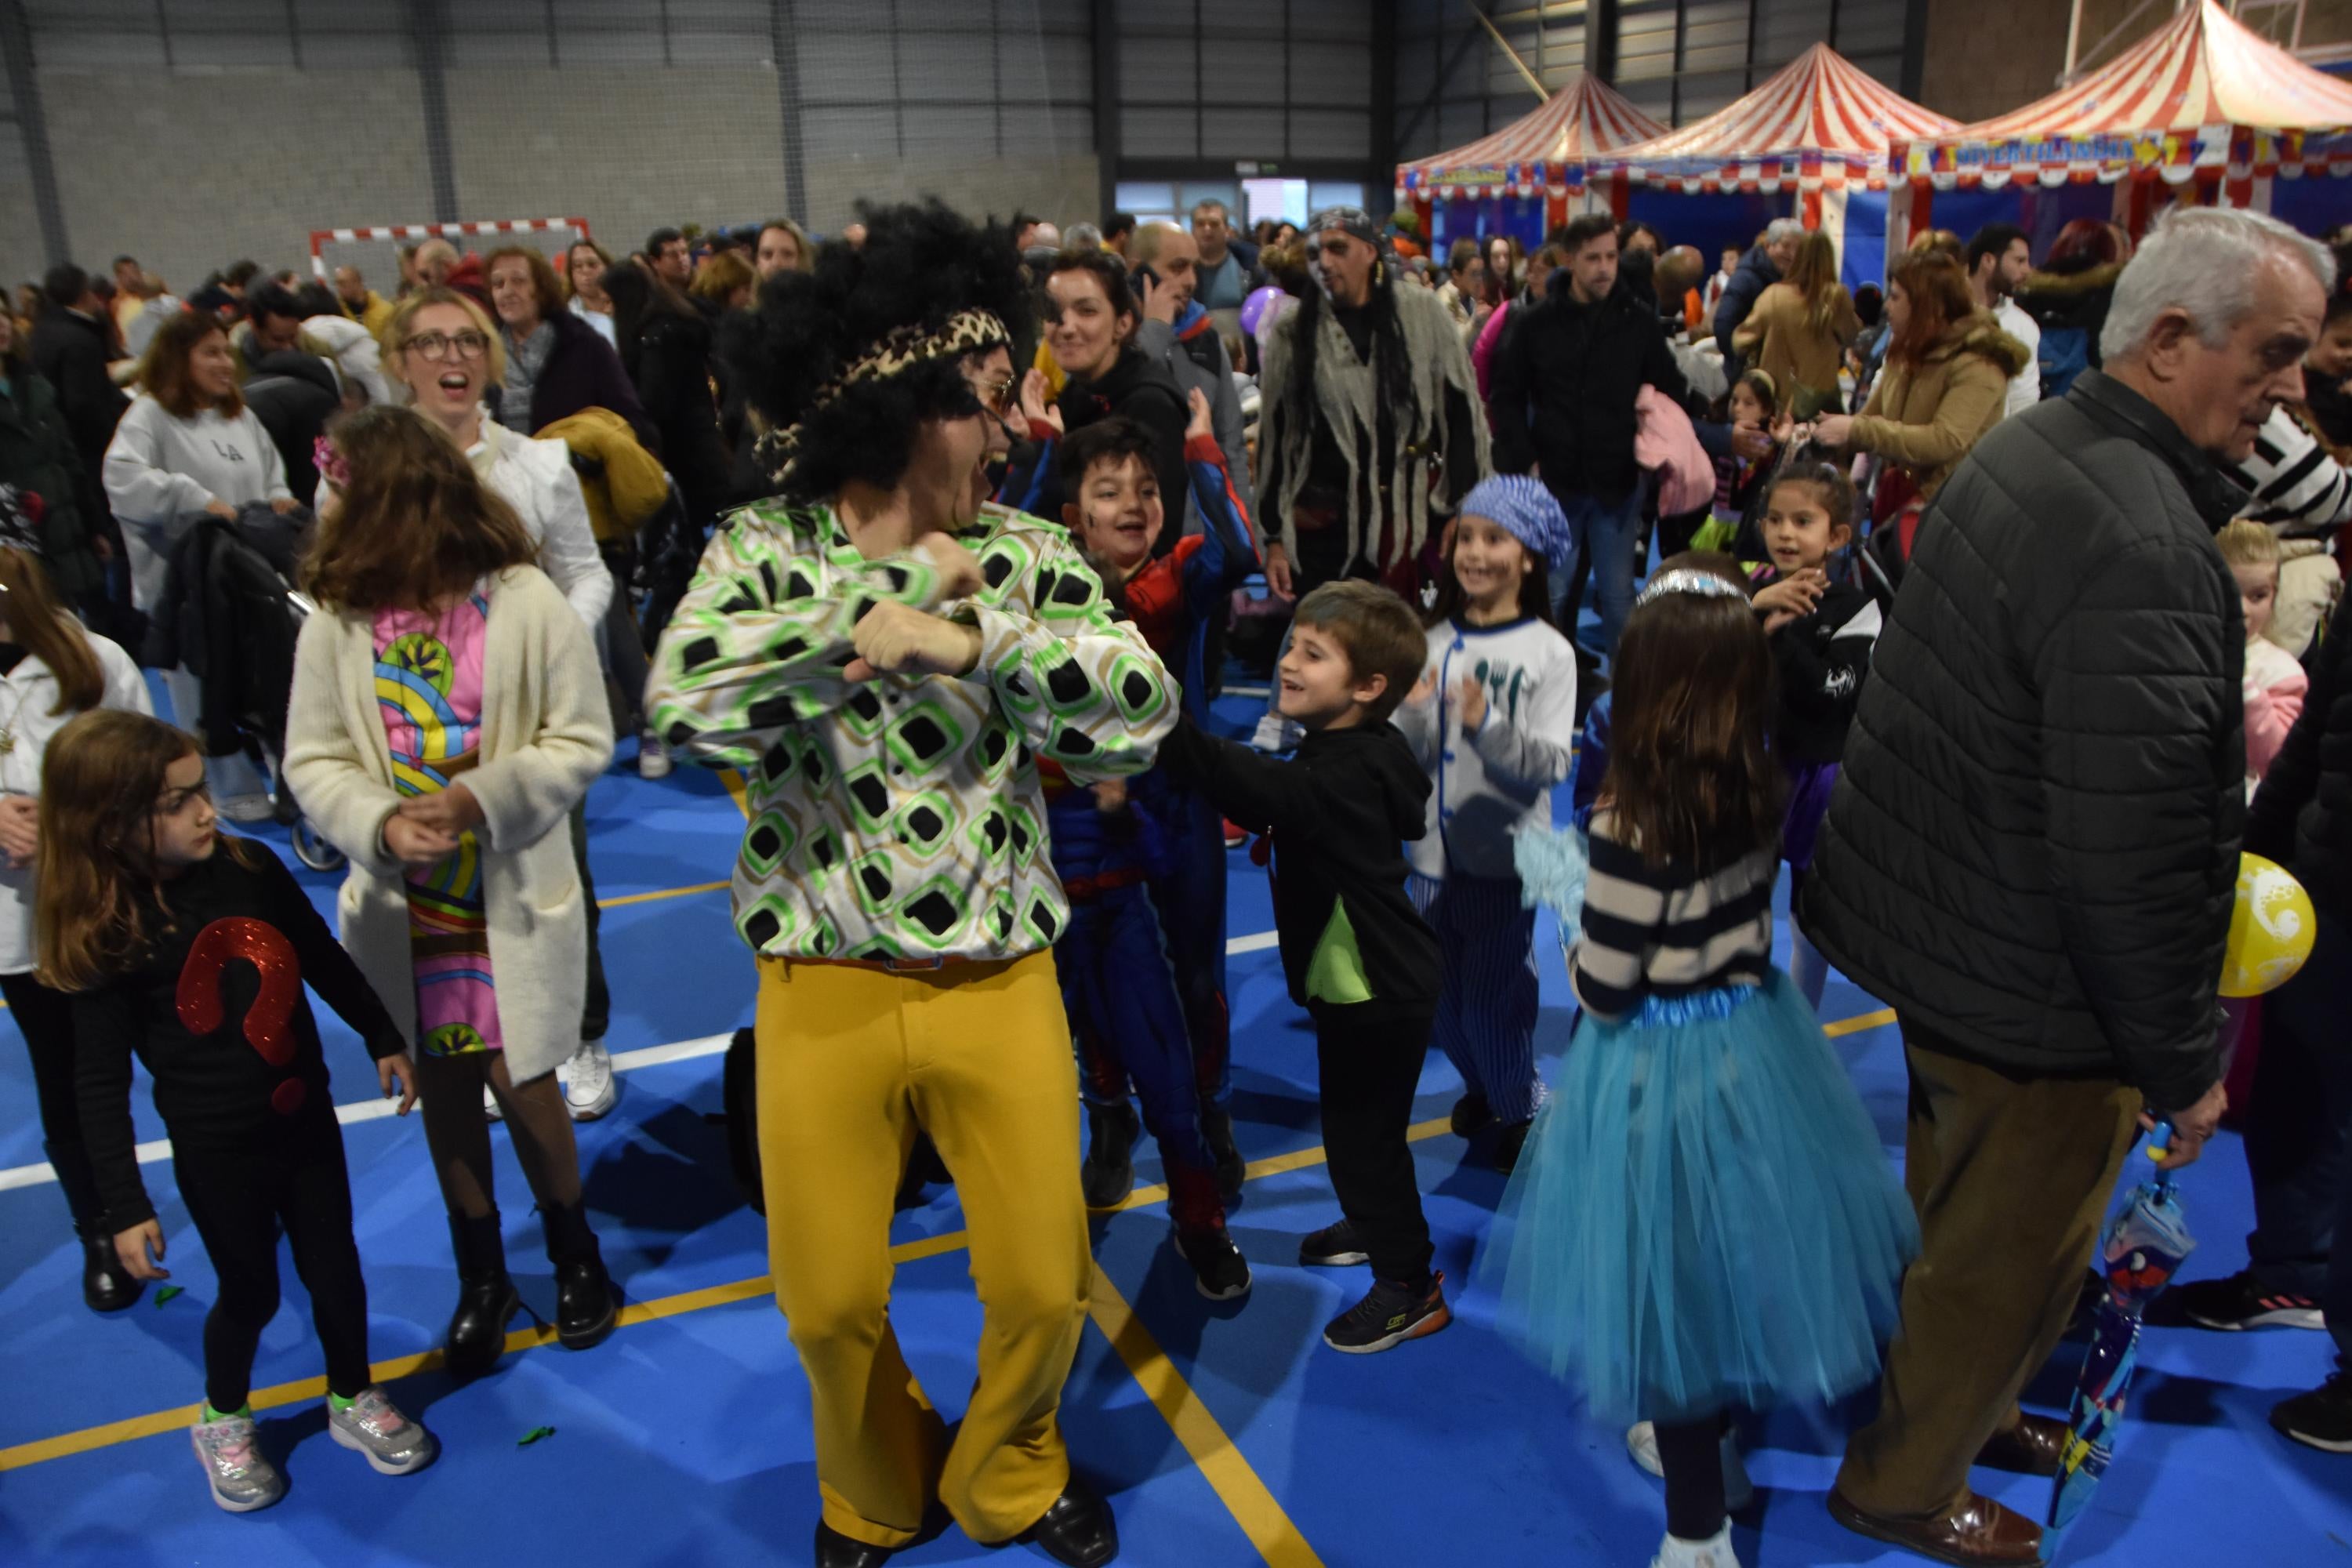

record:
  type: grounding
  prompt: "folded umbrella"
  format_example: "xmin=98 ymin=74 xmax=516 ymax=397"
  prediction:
xmin=2047 ymin=1121 xmax=2197 ymax=1555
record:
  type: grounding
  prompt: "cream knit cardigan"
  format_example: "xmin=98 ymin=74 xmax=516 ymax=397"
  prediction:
xmin=283 ymin=565 xmax=615 ymax=1085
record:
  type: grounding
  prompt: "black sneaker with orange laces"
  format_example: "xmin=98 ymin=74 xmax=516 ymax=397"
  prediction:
xmin=1323 ymin=1272 xmax=1450 ymax=1353
xmin=2176 ymin=1270 xmax=2325 ymax=1331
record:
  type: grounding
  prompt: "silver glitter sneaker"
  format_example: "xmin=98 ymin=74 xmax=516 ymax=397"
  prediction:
xmin=326 ymin=1386 xmax=439 ymax=1475
xmin=190 ymin=1410 xmax=285 ymax=1512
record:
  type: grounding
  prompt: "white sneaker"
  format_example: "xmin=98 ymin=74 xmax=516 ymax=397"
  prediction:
xmin=637 ymin=731 xmax=672 ymax=779
xmin=483 ymin=1083 xmax=503 ymax=1121
xmin=216 ymin=793 xmax=276 ymax=824
xmin=1626 ymin=1421 xmax=1754 ymax=1513
xmin=326 ymin=1386 xmax=437 ymax=1475
xmin=562 ymin=1039 xmax=616 ymax=1120
xmin=1249 ymin=712 xmax=1303 ymax=753
xmin=1650 ymin=1523 xmax=1740 ymax=1568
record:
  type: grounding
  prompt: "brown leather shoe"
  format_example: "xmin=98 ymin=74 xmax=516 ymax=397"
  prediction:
xmin=1828 ymin=1487 xmax=2045 ymax=1566
xmin=1976 ymin=1413 xmax=2068 ymax=1476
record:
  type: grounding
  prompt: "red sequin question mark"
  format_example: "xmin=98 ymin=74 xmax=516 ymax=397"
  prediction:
xmin=176 ymin=917 xmax=306 ymax=1116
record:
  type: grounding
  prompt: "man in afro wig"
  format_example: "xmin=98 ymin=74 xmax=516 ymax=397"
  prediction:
xmin=648 ymin=201 xmax=1174 ymax=1568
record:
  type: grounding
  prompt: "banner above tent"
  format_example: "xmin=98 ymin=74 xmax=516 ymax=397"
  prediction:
xmin=1893 ymin=0 xmax=2352 ymax=191
xmin=1589 ymin=45 xmax=1956 ymax=195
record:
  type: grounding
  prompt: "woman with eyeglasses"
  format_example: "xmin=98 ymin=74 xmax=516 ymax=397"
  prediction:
xmin=379 ymin=286 xmax=624 ymax=1123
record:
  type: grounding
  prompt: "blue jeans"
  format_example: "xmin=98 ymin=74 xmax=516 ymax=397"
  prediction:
xmin=1551 ymin=485 xmax=1648 ymax=666
xmin=2245 ymin=909 xmax=2352 ymax=1364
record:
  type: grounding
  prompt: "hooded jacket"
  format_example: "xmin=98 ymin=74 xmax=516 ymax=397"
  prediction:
xmin=1160 ymin=716 xmax=1439 ymax=1017
xmin=1849 ymin=311 xmax=2034 ymax=502
xmin=0 ymin=365 xmax=105 ymax=605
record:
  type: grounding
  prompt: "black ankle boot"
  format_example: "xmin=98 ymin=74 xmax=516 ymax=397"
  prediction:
xmin=543 ymin=1201 xmax=617 ymax=1350
xmin=445 ymin=1211 xmax=520 ymax=1377
xmin=76 ymin=1222 xmax=142 ymax=1313
xmin=1200 ymin=1103 xmax=1245 ymax=1203
xmin=1080 ymin=1103 xmax=1140 ymax=1209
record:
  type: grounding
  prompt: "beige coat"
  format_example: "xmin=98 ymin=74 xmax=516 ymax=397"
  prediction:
xmin=1849 ymin=311 xmax=2034 ymax=502
xmin=283 ymin=565 xmax=614 ymax=1084
xmin=1730 ymin=280 xmax=1861 ymax=415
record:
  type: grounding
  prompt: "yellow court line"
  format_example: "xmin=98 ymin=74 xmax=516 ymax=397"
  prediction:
xmin=1824 ymin=1007 xmax=1897 ymax=1038
xmin=597 ymin=879 xmax=729 ymax=910
xmin=1086 ymin=1263 xmax=1326 ymax=1568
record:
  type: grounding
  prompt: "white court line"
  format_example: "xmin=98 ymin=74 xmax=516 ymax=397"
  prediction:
xmin=0 ymin=927 xmax=1287 ymax=1192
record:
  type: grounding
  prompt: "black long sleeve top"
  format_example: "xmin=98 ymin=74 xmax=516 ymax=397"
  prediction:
xmin=74 ymin=845 xmax=407 ymax=1228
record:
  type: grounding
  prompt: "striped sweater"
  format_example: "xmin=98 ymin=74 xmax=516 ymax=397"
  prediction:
xmin=1571 ymin=812 xmax=1777 ymax=1021
xmin=2227 ymin=405 xmax=2352 ymax=536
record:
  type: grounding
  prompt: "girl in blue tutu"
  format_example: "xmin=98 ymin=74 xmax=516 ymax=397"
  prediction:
xmin=1489 ymin=564 xmax=1917 ymax=1568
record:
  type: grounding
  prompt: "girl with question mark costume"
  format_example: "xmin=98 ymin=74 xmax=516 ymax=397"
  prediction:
xmin=42 ymin=709 xmax=435 ymax=1515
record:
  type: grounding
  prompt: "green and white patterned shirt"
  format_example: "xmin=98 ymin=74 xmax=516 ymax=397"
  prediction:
xmin=648 ymin=498 xmax=1178 ymax=964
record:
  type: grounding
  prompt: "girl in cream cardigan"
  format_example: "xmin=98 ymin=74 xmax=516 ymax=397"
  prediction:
xmin=285 ymin=405 xmax=618 ymax=1377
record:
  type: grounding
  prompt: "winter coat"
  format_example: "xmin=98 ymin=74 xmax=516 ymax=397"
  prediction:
xmin=488 ymin=307 xmax=652 ymax=447
xmin=2014 ymin=261 xmax=2124 ymax=382
xmin=540 ymin=407 xmax=668 ymax=546
xmin=1489 ymin=274 xmax=1692 ymax=504
xmin=0 ymin=367 xmax=106 ymax=605
xmin=627 ymin=309 xmax=731 ymax=525
xmin=143 ymin=503 xmax=310 ymax=757
xmin=27 ymin=310 xmax=126 ymax=487
xmin=1802 ymin=370 xmax=2241 ymax=1115
xmin=2248 ymin=590 xmax=2352 ymax=922
xmin=1848 ymin=311 xmax=2033 ymax=503
xmin=1730 ymin=280 xmax=1860 ymax=416
xmin=1711 ymin=242 xmax=1781 ymax=379
xmin=284 ymin=564 xmax=613 ymax=1089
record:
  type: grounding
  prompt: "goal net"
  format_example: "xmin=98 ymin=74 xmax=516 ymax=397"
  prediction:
xmin=307 ymin=218 xmax=593 ymax=293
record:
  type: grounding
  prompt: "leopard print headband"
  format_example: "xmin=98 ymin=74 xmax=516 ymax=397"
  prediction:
xmin=758 ymin=308 xmax=1011 ymax=481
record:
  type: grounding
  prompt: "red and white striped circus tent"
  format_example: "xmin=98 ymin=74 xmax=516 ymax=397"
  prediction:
xmin=1396 ymin=71 xmax=1666 ymax=201
xmin=1590 ymin=44 xmax=1955 ymax=202
xmin=1889 ymin=0 xmax=2352 ymax=219
xmin=1394 ymin=71 xmax=1666 ymax=244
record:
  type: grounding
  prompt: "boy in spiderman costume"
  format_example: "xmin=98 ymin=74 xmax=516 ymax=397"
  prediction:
xmin=1040 ymin=389 xmax=1258 ymax=1294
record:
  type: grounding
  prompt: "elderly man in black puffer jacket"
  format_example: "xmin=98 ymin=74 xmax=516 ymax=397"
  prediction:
xmin=1807 ymin=208 xmax=2334 ymax=1566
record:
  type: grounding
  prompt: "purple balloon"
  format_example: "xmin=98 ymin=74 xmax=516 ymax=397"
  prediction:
xmin=1240 ymin=285 xmax=1285 ymax=339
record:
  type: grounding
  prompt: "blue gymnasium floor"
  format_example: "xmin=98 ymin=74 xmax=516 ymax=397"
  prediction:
xmin=0 ymin=678 xmax=2347 ymax=1568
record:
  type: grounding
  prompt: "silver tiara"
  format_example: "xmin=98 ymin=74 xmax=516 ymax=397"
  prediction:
xmin=1637 ymin=568 xmax=1748 ymax=607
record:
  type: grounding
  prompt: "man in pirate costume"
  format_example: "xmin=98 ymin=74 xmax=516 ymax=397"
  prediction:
xmin=1257 ymin=205 xmax=1489 ymax=608
xmin=647 ymin=203 xmax=1172 ymax=1568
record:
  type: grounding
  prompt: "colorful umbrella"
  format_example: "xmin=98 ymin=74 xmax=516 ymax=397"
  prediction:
xmin=2047 ymin=1121 xmax=2197 ymax=1554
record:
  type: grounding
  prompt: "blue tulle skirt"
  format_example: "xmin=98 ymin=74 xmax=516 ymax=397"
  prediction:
xmin=1479 ymin=968 xmax=1918 ymax=1425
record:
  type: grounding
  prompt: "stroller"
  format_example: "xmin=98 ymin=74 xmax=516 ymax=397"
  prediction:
xmin=142 ymin=503 xmax=345 ymax=873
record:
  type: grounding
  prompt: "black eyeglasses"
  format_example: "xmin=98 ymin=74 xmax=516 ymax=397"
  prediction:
xmin=404 ymin=329 xmax=489 ymax=362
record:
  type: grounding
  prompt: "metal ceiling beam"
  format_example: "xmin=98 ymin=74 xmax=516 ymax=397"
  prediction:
xmin=0 ymin=0 xmax=67 ymax=267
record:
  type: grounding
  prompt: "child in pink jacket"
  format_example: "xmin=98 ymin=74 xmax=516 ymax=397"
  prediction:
xmin=2220 ymin=521 xmax=2310 ymax=799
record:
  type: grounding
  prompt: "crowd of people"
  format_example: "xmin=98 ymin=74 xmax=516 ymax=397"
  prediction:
xmin=0 ymin=186 xmax=2347 ymax=1568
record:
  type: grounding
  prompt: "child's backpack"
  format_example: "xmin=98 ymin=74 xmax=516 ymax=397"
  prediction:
xmin=2038 ymin=325 xmax=2093 ymax=402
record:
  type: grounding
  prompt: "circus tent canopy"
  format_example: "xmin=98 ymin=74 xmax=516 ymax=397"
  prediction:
xmin=1396 ymin=71 xmax=1666 ymax=201
xmin=1590 ymin=44 xmax=1956 ymax=194
xmin=1893 ymin=0 xmax=2352 ymax=191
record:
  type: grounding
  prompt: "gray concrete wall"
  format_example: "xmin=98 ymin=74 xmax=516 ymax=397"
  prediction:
xmin=23 ymin=67 xmax=436 ymax=299
xmin=2 ymin=60 xmax=1098 ymax=299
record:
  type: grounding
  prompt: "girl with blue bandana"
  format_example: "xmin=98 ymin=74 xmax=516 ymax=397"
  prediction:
xmin=1392 ymin=474 xmax=1579 ymax=1171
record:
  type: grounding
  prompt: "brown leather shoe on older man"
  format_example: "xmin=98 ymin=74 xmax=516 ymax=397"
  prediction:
xmin=1828 ymin=1487 xmax=2045 ymax=1566
xmin=1976 ymin=1412 xmax=2068 ymax=1476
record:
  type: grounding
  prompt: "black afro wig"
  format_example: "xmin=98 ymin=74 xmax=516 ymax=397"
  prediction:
xmin=723 ymin=199 xmax=1032 ymax=504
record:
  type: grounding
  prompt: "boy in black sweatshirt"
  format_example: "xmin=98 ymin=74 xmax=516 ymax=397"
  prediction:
xmin=1158 ymin=580 xmax=1446 ymax=1352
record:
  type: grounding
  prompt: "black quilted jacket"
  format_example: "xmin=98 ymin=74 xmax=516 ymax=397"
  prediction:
xmin=1801 ymin=371 xmax=2240 ymax=1113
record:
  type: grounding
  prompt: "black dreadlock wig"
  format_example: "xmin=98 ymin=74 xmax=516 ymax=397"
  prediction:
xmin=723 ymin=200 xmax=1033 ymax=505
xmin=1280 ymin=248 xmax=1417 ymax=446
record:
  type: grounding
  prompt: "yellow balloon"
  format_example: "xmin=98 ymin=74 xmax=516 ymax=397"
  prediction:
xmin=2220 ymin=852 xmax=2316 ymax=999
